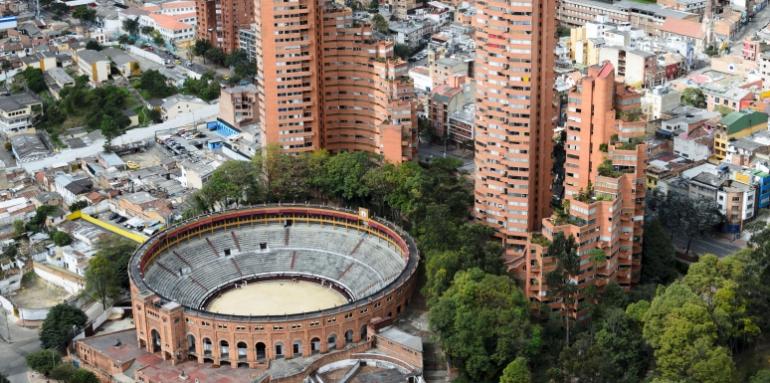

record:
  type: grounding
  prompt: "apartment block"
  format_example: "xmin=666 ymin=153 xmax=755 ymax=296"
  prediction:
xmin=526 ymin=63 xmax=647 ymax=317
xmin=473 ymin=0 xmax=556 ymax=273
xmin=74 ymin=49 xmax=110 ymax=84
xmin=254 ymin=2 xmax=418 ymax=161
xmin=195 ymin=0 xmax=253 ymax=52
xmin=0 ymin=91 xmax=42 ymax=134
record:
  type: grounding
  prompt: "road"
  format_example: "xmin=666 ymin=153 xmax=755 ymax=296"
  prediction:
xmin=729 ymin=4 xmax=770 ymax=53
xmin=0 ymin=314 xmax=40 ymax=383
xmin=674 ymin=235 xmax=744 ymax=258
xmin=20 ymin=104 xmax=219 ymax=173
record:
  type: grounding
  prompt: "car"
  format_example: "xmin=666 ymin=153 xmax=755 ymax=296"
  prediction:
xmin=109 ymin=213 xmax=119 ymax=220
xmin=116 ymin=216 xmax=128 ymax=223
xmin=126 ymin=160 xmax=140 ymax=170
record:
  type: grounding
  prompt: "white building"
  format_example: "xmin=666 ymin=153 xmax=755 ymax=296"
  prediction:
xmin=642 ymin=85 xmax=681 ymax=120
xmin=74 ymin=49 xmax=110 ymax=84
xmin=0 ymin=92 xmax=42 ymax=134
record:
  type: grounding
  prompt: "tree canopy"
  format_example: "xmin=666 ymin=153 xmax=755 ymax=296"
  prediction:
xmin=429 ymin=268 xmax=540 ymax=382
xmin=26 ymin=349 xmax=62 ymax=375
xmin=72 ymin=6 xmax=96 ymax=22
xmin=40 ymin=304 xmax=87 ymax=350
xmin=137 ymin=70 xmax=177 ymax=99
xmin=681 ymin=88 xmax=706 ymax=108
xmin=21 ymin=67 xmax=47 ymax=93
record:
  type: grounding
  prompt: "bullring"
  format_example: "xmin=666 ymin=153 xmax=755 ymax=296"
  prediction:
xmin=128 ymin=204 xmax=419 ymax=368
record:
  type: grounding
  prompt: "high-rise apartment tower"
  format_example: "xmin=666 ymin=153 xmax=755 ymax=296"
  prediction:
xmin=473 ymin=0 xmax=558 ymax=275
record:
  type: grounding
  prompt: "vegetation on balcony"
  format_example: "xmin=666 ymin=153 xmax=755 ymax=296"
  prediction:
xmin=616 ymin=108 xmax=643 ymax=122
xmin=531 ymin=233 xmax=551 ymax=247
xmin=598 ymin=159 xmax=622 ymax=178
xmin=599 ymin=143 xmax=608 ymax=152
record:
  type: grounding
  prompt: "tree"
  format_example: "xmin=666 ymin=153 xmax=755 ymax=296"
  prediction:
xmin=72 ymin=6 xmax=96 ymax=22
xmin=152 ymin=32 xmax=165 ymax=46
xmin=117 ymin=34 xmax=133 ymax=45
xmin=751 ymin=369 xmax=770 ymax=383
xmin=500 ymin=357 xmax=531 ymax=383
xmin=204 ymin=47 xmax=226 ymax=66
xmin=40 ymin=304 xmax=87 ymax=350
xmin=369 ymin=0 xmax=379 ymax=10
xmin=653 ymin=192 xmax=722 ymax=255
xmin=85 ymin=40 xmax=102 ymax=51
xmin=429 ymin=268 xmax=540 ymax=382
xmin=21 ymin=67 xmax=47 ymax=93
xmin=0 ymin=372 xmax=8 ymax=383
xmin=85 ymin=238 xmax=137 ymax=307
xmin=394 ymin=43 xmax=411 ymax=60
xmin=641 ymin=220 xmax=679 ymax=284
xmin=140 ymin=26 xmax=154 ymax=35
xmin=69 ymin=369 xmax=99 ymax=383
xmin=25 ymin=349 xmax=61 ymax=375
xmin=546 ymin=233 xmax=580 ymax=344
xmin=52 ymin=230 xmax=73 ymax=246
xmin=371 ymin=14 xmax=389 ymax=33
xmin=69 ymin=200 xmax=88 ymax=212
xmin=681 ymin=87 xmax=706 ymax=108
xmin=558 ymin=308 xmax=651 ymax=382
xmin=138 ymin=70 xmax=177 ymax=98
xmin=193 ymin=39 xmax=212 ymax=58
xmin=194 ymin=160 xmax=259 ymax=211
xmin=181 ymin=72 xmax=221 ymax=101
xmin=49 ymin=363 xmax=77 ymax=381
xmin=639 ymin=282 xmax=735 ymax=383
xmin=122 ymin=17 xmax=139 ymax=35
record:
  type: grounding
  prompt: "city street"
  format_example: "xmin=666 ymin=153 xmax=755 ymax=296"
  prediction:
xmin=674 ymin=235 xmax=744 ymax=258
xmin=730 ymin=3 xmax=770 ymax=53
xmin=0 ymin=314 xmax=39 ymax=383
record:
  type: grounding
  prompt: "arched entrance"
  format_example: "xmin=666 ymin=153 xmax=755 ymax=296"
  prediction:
xmin=220 ymin=340 xmax=230 ymax=360
xmin=310 ymin=337 xmax=321 ymax=354
xmin=327 ymin=334 xmax=337 ymax=351
xmin=344 ymin=329 xmax=354 ymax=344
xmin=256 ymin=342 xmax=266 ymax=361
xmin=150 ymin=329 xmax=161 ymax=353
xmin=292 ymin=340 xmax=302 ymax=357
xmin=187 ymin=334 xmax=196 ymax=354
xmin=237 ymin=342 xmax=248 ymax=361
xmin=202 ymin=338 xmax=213 ymax=357
xmin=274 ymin=342 xmax=284 ymax=359
xmin=360 ymin=324 xmax=368 ymax=340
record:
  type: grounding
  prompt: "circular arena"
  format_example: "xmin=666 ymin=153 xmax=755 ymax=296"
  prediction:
xmin=128 ymin=205 xmax=419 ymax=368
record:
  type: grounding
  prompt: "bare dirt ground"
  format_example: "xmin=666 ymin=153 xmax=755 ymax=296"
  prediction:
xmin=206 ymin=280 xmax=348 ymax=316
xmin=11 ymin=274 xmax=71 ymax=309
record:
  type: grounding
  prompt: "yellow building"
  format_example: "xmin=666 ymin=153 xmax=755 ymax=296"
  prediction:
xmin=713 ymin=111 xmax=769 ymax=160
xmin=569 ymin=26 xmax=602 ymax=67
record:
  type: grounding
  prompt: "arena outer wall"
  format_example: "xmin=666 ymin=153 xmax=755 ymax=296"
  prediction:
xmin=128 ymin=205 xmax=419 ymax=369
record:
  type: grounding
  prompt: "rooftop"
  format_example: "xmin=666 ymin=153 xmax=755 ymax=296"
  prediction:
xmin=76 ymin=49 xmax=109 ymax=65
xmin=0 ymin=91 xmax=41 ymax=113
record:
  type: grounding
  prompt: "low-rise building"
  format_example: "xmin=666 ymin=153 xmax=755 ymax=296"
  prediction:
xmin=0 ymin=91 xmax=42 ymax=134
xmin=10 ymin=133 xmax=49 ymax=163
xmin=642 ymin=85 xmax=681 ymax=120
xmin=101 ymin=47 xmax=141 ymax=78
xmin=74 ymin=49 xmax=110 ymax=84
xmin=598 ymin=46 xmax=656 ymax=87
xmin=714 ymin=111 xmax=769 ymax=160
xmin=161 ymin=94 xmax=208 ymax=121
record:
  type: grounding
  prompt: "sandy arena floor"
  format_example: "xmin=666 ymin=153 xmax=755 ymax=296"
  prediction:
xmin=206 ymin=280 xmax=348 ymax=316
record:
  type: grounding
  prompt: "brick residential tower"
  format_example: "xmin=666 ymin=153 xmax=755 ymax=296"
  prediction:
xmin=473 ymin=0 xmax=558 ymax=273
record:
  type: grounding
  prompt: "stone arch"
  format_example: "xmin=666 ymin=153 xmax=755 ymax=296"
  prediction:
xmin=274 ymin=342 xmax=284 ymax=359
xmin=292 ymin=340 xmax=303 ymax=357
xmin=219 ymin=340 xmax=230 ymax=359
xmin=327 ymin=333 xmax=337 ymax=351
xmin=256 ymin=342 xmax=267 ymax=360
xmin=360 ymin=324 xmax=368 ymax=340
xmin=150 ymin=329 xmax=161 ymax=353
xmin=310 ymin=337 xmax=321 ymax=354
xmin=202 ymin=337 xmax=213 ymax=356
xmin=344 ymin=329 xmax=354 ymax=344
xmin=236 ymin=341 xmax=248 ymax=361
xmin=187 ymin=334 xmax=196 ymax=354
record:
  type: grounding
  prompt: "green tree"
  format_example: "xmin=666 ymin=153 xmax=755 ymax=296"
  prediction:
xmin=640 ymin=282 xmax=735 ymax=383
xmin=40 ymin=304 xmax=87 ymax=350
xmin=21 ymin=67 xmax=47 ymax=93
xmin=85 ymin=255 xmax=119 ymax=309
xmin=69 ymin=200 xmax=88 ymax=212
xmin=140 ymin=26 xmax=154 ymax=35
xmin=72 ymin=5 xmax=96 ymax=22
xmin=681 ymin=87 xmax=706 ymax=108
xmin=558 ymin=308 xmax=650 ymax=382
xmin=25 ymin=349 xmax=61 ymax=375
xmin=369 ymin=0 xmax=379 ymax=10
xmin=371 ymin=14 xmax=389 ymax=33
xmin=122 ymin=17 xmax=139 ymax=35
xmin=315 ymin=151 xmax=375 ymax=203
xmin=181 ymin=72 xmax=221 ymax=101
xmin=194 ymin=160 xmax=259 ymax=211
xmin=138 ymin=70 xmax=177 ymax=98
xmin=500 ymin=357 xmax=530 ymax=383
xmin=52 ymin=230 xmax=73 ymax=246
xmin=0 ymin=372 xmax=8 ymax=383
xmin=546 ymin=233 xmax=580 ymax=344
xmin=69 ymin=369 xmax=99 ymax=383
xmin=204 ymin=47 xmax=226 ymax=66
xmin=251 ymin=145 xmax=313 ymax=202
xmin=49 ymin=363 xmax=77 ymax=381
xmin=641 ymin=220 xmax=679 ymax=284
xmin=751 ymin=369 xmax=770 ymax=383
xmin=193 ymin=39 xmax=212 ymax=57
xmin=85 ymin=40 xmax=102 ymax=51
xmin=653 ymin=191 xmax=722 ymax=255
xmin=429 ymin=268 xmax=540 ymax=382
xmin=394 ymin=43 xmax=411 ymax=60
